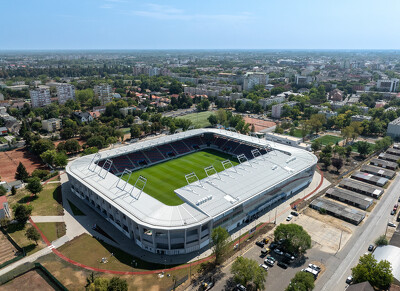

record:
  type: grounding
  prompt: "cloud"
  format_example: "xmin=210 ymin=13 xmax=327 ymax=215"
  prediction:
xmin=128 ymin=3 xmax=250 ymax=22
xmin=100 ymin=4 xmax=113 ymax=9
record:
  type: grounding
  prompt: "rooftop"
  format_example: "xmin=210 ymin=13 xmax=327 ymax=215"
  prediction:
xmin=66 ymin=128 xmax=317 ymax=230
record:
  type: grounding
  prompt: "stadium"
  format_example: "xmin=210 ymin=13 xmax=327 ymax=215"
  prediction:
xmin=66 ymin=128 xmax=318 ymax=255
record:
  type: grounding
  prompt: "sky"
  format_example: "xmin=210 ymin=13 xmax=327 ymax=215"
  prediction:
xmin=1 ymin=0 xmax=400 ymax=50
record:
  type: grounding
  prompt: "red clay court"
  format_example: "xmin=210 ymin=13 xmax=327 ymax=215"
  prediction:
xmin=0 ymin=148 xmax=46 ymax=182
xmin=244 ymin=117 xmax=276 ymax=133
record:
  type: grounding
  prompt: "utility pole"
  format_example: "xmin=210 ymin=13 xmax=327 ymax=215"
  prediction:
xmin=385 ymin=220 xmax=389 ymax=236
xmin=274 ymin=207 xmax=278 ymax=224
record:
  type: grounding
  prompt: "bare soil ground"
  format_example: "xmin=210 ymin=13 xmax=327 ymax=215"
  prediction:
xmin=0 ymin=148 xmax=46 ymax=182
xmin=0 ymin=269 xmax=57 ymax=291
xmin=0 ymin=232 xmax=18 ymax=265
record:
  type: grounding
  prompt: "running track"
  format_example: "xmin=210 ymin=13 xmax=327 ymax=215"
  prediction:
xmin=26 ymin=167 xmax=324 ymax=275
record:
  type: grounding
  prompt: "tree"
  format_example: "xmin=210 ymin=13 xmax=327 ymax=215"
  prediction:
xmin=11 ymin=186 xmax=16 ymax=196
xmin=31 ymin=138 xmax=55 ymax=155
xmin=0 ymin=185 xmax=6 ymax=196
xmin=32 ymin=169 xmax=50 ymax=180
xmin=130 ymin=124 xmax=142 ymax=139
xmin=274 ymin=224 xmax=311 ymax=255
xmin=169 ymin=80 xmax=183 ymax=95
xmin=54 ymin=152 xmax=68 ymax=167
xmin=25 ymin=226 xmax=40 ymax=245
xmin=352 ymin=253 xmax=393 ymax=290
xmin=15 ymin=162 xmax=29 ymax=181
xmin=208 ymin=114 xmax=218 ymax=126
xmin=107 ymin=277 xmax=128 ymax=291
xmin=311 ymin=140 xmax=322 ymax=153
xmin=26 ymin=177 xmax=43 ymax=196
xmin=231 ymin=256 xmax=266 ymax=290
xmin=286 ymin=271 xmax=315 ymax=291
xmin=40 ymin=149 xmax=57 ymax=166
xmin=169 ymin=122 xmax=177 ymax=134
xmin=211 ymin=226 xmax=230 ymax=264
xmin=309 ymin=114 xmax=326 ymax=134
xmin=331 ymin=158 xmax=343 ymax=173
xmin=356 ymin=141 xmax=371 ymax=158
xmin=65 ymin=139 xmax=81 ymax=153
xmin=14 ymin=204 xmax=32 ymax=223
xmin=375 ymin=235 xmax=388 ymax=246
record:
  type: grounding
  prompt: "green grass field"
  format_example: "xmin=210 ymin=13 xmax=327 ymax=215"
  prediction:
xmin=314 ymin=135 xmax=343 ymax=146
xmin=122 ymin=149 xmax=238 ymax=206
xmin=177 ymin=111 xmax=214 ymax=128
xmin=285 ymin=128 xmax=304 ymax=138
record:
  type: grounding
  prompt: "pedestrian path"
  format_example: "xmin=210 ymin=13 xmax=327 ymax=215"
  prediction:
xmin=30 ymin=216 xmax=65 ymax=223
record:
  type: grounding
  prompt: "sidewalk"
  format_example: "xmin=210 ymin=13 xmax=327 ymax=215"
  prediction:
xmin=30 ymin=216 xmax=65 ymax=223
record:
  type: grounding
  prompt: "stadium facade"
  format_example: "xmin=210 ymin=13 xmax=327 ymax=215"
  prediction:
xmin=66 ymin=129 xmax=317 ymax=255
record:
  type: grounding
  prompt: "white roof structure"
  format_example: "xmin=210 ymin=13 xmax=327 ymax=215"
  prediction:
xmin=66 ymin=129 xmax=317 ymax=230
xmin=373 ymin=245 xmax=400 ymax=283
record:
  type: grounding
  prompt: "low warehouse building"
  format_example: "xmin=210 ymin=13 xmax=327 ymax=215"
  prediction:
xmin=360 ymin=164 xmax=396 ymax=179
xmin=393 ymin=143 xmax=400 ymax=150
xmin=339 ymin=178 xmax=384 ymax=199
xmin=350 ymin=171 xmax=388 ymax=187
xmin=378 ymin=152 xmax=400 ymax=162
xmin=325 ymin=187 xmax=373 ymax=210
xmin=370 ymin=158 xmax=398 ymax=170
xmin=310 ymin=197 xmax=365 ymax=225
xmin=386 ymin=147 xmax=400 ymax=156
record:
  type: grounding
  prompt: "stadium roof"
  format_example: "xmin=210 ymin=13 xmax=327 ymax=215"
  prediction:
xmin=66 ymin=128 xmax=317 ymax=230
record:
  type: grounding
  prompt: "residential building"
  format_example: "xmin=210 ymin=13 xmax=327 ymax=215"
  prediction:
xmin=30 ymin=88 xmax=51 ymax=108
xmin=258 ymin=95 xmax=286 ymax=109
xmin=243 ymin=72 xmax=268 ymax=91
xmin=0 ymin=196 xmax=10 ymax=219
xmin=387 ymin=117 xmax=400 ymax=138
xmin=0 ymin=180 xmax=23 ymax=192
xmin=318 ymin=110 xmax=337 ymax=119
xmin=94 ymin=84 xmax=112 ymax=105
xmin=351 ymin=115 xmax=372 ymax=122
xmin=329 ymin=89 xmax=344 ymax=101
xmin=0 ymin=127 xmax=7 ymax=135
xmin=295 ymin=75 xmax=313 ymax=85
xmin=271 ymin=101 xmax=297 ymax=118
xmin=265 ymin=84 xmax=274 ymax=90
xmin=73 ymin=112 xmax=93 ymax=123
xmin=264 ymin=132 xmax=310 ymax=151
xmin=377 ymin=78 xmax=399 ymax=92
xmin=42 ymin=118 xmax=62 ymax=132
xmin=56 ymin=84 xmax=75 ymax=104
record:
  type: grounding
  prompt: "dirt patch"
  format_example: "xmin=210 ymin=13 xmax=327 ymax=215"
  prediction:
xmin=0 ymin=232 xmax=18 ymax=265
xmin=0 ymin=269 xmax=56 ymax=291
xmin=303 ymin=208 xmax=353 ymax=233
xmin=0 ymin=147 xmax=46 ymax=182
xmin=243 ymin=117 xmax=276 ymax=132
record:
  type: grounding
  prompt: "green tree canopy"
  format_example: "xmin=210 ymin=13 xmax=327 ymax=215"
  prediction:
xmin=211 ymin=226 xmax=231 ymax=264
xmin=26 ymin=177 xmax=43 ymax=195
xmin=274 ymin=224 xmax=311 ymax=255
xmin=15 ymin=162 xmax=29 ymax=182
xmin=14 ymin=204 xmax=32 ymax=223
xmin=231 ymin=256 xmax=267 ymax=290
xmin=286 ymin=271 xmax=315 ymax=291
xmin=352 ymin=253 xmax=393 ymax=290
xmin=25 ymin=226 xmax=40 ymax=245
xmin=31 ymin=138 xmax=55 ymax=155
xmin=375 ymin=235 xmax=388 ymax=246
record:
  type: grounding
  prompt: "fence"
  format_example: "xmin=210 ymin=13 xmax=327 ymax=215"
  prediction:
xmin=166 ymin=274 xmax=188 ymax=291
xmin=0 ymin=226 xmax=25 ymax=269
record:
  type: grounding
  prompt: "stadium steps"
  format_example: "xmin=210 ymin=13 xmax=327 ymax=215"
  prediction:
xmin=182 ymin=140 xmax=193 ymax=151
xmin=155 ymin=147 xmax=166 ymax=158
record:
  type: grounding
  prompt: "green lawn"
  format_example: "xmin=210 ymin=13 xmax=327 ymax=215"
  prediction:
xmin=8 ymin=182 xmax=63 ymax=216
xmin=285 ymin=128 xmax=304 ymax=138
xmin=6 ymin=223 xmax=45 ymax=255
xmin=177 ymin=111 xmax=214 ymax=128
xmin=122 ymin=149 xmax=238 ymax=206
xmin=351 ymin=141 xmax=375 ymax=154
xmin=36 ymin=222 xmax=66 ymax=242
xmin=314 ymin=135 xmax=343 ymax=146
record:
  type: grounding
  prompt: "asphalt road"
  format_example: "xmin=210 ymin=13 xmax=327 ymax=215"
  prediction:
xmin=317 ymin=173 xmax=400 ymax=291
xmin=207 ymin=173 xmax=400 ymax=291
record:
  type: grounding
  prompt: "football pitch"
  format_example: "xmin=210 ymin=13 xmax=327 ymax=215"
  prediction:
xmin=122 ymin=149 xmax=239 ymax=206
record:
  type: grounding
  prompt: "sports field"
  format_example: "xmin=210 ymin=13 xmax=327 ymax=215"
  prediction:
xmin=123 ymin=149 xmax=238 ymax=206
xmin=314 ymin=134 xmax=343 ymax=146
xmin=177 ymin=111 xmax=214 ymax=128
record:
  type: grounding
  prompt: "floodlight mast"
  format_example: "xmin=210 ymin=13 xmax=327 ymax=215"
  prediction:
xmin=116 ymin=169 xmax=132 ymax=191
xmin=131 ymin=175 xmax=147 ymax=199
xmin=88 ymin=153 xmax=102 ymax=171
xmin=204 ymin=165 xmax=222 ymax=180
xmin=99 ymin=159 xmax=113 ymax=179
xmin=237 ymin=153 xmax=252 ymax=168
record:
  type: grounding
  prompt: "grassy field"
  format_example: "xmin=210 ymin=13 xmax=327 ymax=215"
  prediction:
xmin=6 ymin=223 xmax=45 ymax=255
xmin=36 ymin=222 xmax=66 ymax=242
xmin=285 ymin=128 xmax=304 ymax=138
xmin=351 ymin=141 xmax=375 ymax=154
xmin=177 ymin=111 xmax=214 ymax=128
xmin=8 ymin=182 xmax=63 ymax=216
xmin=123 ymin=149 xmax=238 ymax=206
xmin=314 ymin=135 xmax=343 ymax=146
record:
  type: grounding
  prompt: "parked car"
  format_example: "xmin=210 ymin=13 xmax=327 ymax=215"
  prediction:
xmin=235 ymin=284 xmax=246 ymax=291
xmin=262 ymin=237 xmax=270 ymax=244
xmin=274 ymin=249 xmax=284 ymax=255
xmin=291 ymin=211 xmax=299 ymax=216
xmin=277 ymin=261 xmax=288 ymax=269
xmin=388 ymin=222 xmax=397 ymax=227
xmin=261 ymin=248 xmax=270 ymax=255
xmin=302 ymin=267 xmax=318 ymax=278
xmin=269 ymin=242 xmax=277 ymax=249
xmin=346 ymin=276 xmax=353 ymax=284
xmin=284 ymin=253 xmax=295 ymax=260
xmin=368 ymin=245 xmax=374 ymax=252
xmin=398 ymin=197 xmax=400 ymax=203
xmin=286 ymin=215 xmax=293 ymax=221
xmin=391 ymin=210 xmax=396 ymax=215
xmin=308 ymin=264 xmax=321 ymax=273
xmin=256 ymin=241 xmax=265 ymax=247
xmin=265 ymin=259 xmax=275 ymax=266
xmin=266 ymin=256 xmax=276 ymax=262
xmin=281 ymin=257 xmax=291 ymax=265
xmin=394 ymin=204 xmax=398 ymax=210
xmin=259 ymin=264 xmax=269 ymax=271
